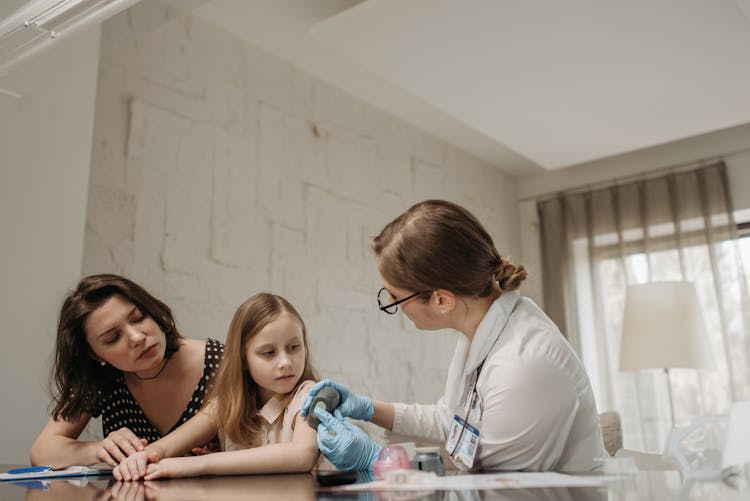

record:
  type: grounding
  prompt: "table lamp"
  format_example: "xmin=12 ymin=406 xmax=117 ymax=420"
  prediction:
xmin=619 ymin=281 xmax=714 ymax=428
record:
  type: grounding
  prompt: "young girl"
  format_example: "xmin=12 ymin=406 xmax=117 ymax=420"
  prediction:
xmin=113 ymin=292 xmax=321 ymax=481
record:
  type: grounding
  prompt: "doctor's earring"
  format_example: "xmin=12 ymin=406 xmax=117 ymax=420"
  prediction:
xmin=99 ymin=360 xmax=106 ymax=366
xmin=440 ymin=309 xmax=446 ymax=315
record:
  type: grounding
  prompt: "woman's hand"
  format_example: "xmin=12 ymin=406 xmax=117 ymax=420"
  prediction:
xmin=144 ymin=456 xmax=203 ymax=480
xmin=300 ymin=379 xmax=374 ymax=421
xmin=96 ymin=427 xmax=148 ymax=467
xmin=112 ymin=449 xmax=159 ymax=481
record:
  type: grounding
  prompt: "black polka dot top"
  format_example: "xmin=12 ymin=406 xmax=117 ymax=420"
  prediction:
xmin=92 ymin=338 xmax=224 ymax=443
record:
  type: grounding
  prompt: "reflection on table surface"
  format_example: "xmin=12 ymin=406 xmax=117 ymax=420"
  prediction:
xmin=317 ymin=486 xmax=608 ymax=501
xmin=1 ymin=466 xmax=747 ymax=500
xmin=1 ymin=474 xmax=607 ymax=501
xmin=102 ymin=474 xmax=318 ymax=501
xmin=3 ymin=473 xmax=317 ymax=501
xmin=1 ymin=474 xmax=317 ymax=501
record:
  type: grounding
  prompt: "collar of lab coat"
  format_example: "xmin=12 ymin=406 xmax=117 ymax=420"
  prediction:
xmin=462 ymin=290 xmax=521 ymax=377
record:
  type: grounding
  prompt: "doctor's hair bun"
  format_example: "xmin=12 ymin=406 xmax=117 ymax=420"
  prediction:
xmin=493 ymin=257 xmax=527 ymax=292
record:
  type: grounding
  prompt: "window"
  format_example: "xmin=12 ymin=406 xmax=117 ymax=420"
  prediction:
xmin=739 ymin=222 xmax=750 ymax=294
xmin=574 ymin=219 xmax=747 ymax=451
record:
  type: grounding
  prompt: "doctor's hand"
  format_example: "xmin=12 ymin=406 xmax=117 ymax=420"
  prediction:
xmin=314 ymin=407 xmax=381 ymax=471
xmin=301 ymin=379 xmax=374 ymax=421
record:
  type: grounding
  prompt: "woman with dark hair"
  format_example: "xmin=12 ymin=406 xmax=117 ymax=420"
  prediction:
xmin=303 ymin=200 xmax=605 ymax=472
xmin=30 ymin=274 xmax=224 ymax=469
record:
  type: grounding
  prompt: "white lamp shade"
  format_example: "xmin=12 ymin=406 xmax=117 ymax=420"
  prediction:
xmin=619 ymin=281 xmax=714 ymax=370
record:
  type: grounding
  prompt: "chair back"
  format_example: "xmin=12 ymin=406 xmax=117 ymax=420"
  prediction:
xmin=599 ymin=411 xmax=623 ymax=456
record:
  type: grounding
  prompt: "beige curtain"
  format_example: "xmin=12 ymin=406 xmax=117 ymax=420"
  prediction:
xmin=537 ymin=163 xmax=750 ymax=451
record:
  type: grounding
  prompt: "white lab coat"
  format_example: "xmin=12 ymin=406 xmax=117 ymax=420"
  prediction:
xmin=386 ymin=291 xmax=606 ymax=472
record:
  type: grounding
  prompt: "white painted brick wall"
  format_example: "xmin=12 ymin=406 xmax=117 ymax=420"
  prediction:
xmin=83 ymin=8 xmax=520 ymax=407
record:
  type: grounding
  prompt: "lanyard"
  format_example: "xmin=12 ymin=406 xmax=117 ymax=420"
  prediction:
xmin=448 ymin=361 xmax=484 ymax=457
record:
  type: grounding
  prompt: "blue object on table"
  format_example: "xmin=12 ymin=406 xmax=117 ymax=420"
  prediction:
xmin=1 ymin=465 xmax=111 ymax=481
xmin=6 ymin=466 xmax=51 ymax=474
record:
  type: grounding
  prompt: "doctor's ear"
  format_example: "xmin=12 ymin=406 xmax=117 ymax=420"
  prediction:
xmin=433 ymin=289 xmax=456 ymax=314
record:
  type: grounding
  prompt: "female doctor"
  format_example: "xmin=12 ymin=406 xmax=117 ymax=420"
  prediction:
xmin=302 ymin=199 xmax=605 ymax=472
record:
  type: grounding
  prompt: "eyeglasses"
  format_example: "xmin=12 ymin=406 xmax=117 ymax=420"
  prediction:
xmin=377 ymin=287 xmax=432 ymax=314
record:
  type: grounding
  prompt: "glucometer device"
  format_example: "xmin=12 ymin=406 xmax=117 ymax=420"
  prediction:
xmin=305 ymin=386 xmax=340 ymax=429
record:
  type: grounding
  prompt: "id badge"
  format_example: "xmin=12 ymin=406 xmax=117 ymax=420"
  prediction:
xmin=445 ymin=396 xmax=482 ymax=471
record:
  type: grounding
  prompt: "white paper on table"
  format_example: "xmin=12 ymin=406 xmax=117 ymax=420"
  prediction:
xmin=722 ymin=401 xmax=750 ymax=470
xmin=332 ymin=471 xmax=612 ymax=492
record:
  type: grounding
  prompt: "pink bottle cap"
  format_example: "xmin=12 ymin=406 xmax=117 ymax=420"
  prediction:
xmin=372 ymin=445 xmax=412 ymax=480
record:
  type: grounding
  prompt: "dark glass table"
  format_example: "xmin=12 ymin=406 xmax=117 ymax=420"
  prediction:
xmin=1 ymin=464 xmax=744 ymax=500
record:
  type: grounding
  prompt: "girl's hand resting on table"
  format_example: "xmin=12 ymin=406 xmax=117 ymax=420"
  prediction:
xmin=144 ymin=456 xmax=203 ymax=480
xmin=112 ymin=449 xmax=159 ymax=481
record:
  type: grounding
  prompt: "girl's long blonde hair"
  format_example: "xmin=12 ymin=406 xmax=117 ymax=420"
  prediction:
xmin=206 ymin=293 xmax=318 ymax=447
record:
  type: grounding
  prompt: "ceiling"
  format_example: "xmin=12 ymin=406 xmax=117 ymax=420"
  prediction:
xmin=195 ymin=0 xmax=750 ymax=175
xmin=0 ymin=1 xmax=36 ymax=21
xmin=4 ymin=1 xmax=750 ymax=176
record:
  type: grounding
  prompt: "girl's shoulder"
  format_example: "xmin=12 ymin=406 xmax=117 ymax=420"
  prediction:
xmin=287 ymin=380 xmax=316 ymax=411
xmin=294 ymin=379 xmax=316 ymax=397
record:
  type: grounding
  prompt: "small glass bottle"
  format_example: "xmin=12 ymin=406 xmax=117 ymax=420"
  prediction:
xmin=412 ymin=446 xmax=445 ymax=476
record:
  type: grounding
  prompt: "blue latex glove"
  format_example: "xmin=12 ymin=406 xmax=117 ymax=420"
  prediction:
xmin=300 ymin=379 xmax=374 ymax=421
xmin=315 ymin=407 xmax=381 ymax=471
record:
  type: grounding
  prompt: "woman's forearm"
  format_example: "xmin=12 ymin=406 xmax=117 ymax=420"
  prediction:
xmin=31 ymin=416 xmax=97 ymax=468
xmin=371 ymin=400 xmax=395 ymax=431
xmin=30 ymin=436 xmax=99 ymax=469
